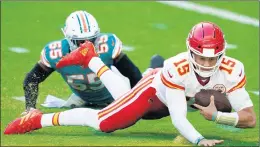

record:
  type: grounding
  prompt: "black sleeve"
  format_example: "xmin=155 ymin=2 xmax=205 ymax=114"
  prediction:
xmin=113 ymin=53 xmax=142 ymax=88
xmin=23 ymin=63 xmax=54 ymax=109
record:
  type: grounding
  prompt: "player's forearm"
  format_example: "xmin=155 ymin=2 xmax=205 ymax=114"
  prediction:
xmin=213 ymin=107 xmax=256 ymax=128
xmin=221 ymin=89 xmax=255 ymax=128
xmin=113 ymin=53 xmax=142 ymax=88
xmin=24 ymin=82 xmax=39 ymax=109
xmin=236 ymin=107 xmax=256 ymax=128
xmin=23 ymin=63 xmax=54 ymax=109
xmin=166 ymin=88 xmax=203 ymax=144
xmin=171 ymin=115 xmax=204 ymax=144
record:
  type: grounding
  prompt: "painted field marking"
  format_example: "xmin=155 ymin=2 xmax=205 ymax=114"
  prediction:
xmin=249 ymin=91 xmax=259 ymax=96
xmin=9 ymin=47 xmax=30 ymax=53
xmin=151 ymin=23 xmax=168 ymax=30
xmin=226 ymin=43 xmax=238 ymax=50
xmin=122 ymin=45 xmax=135 ymax=51
xmin=157 ymin=1 xmax=259 ymax=27
xmin=12 ymin=96 xmax=25 ymax=102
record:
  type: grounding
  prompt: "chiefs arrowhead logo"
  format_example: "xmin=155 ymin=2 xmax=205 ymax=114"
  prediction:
xmin=80 ymin=48 xmax=88 ymax=56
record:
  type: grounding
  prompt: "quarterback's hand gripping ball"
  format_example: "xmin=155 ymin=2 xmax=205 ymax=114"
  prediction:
xmin=193 ymin=89 xmax=232 ymax=112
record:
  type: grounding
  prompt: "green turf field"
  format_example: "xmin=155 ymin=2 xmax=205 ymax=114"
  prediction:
xmin=1 ymin=1 xmax=259 ymax=146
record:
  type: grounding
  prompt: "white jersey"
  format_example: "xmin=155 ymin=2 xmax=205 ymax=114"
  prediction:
xmin=151 ymin=51 xmax=253 ymax=144
xmin=153 ymin=52 xmax=253 ymax=112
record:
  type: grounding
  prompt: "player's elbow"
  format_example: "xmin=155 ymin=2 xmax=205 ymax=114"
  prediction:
xmin=23 ymin=74 xmax=30 ymax=88
xmin=23 ymin=74 xmax=38 ymax=90
xmin=247 ymin=114 xmax=256 ymax=128
xmin=237 ymin=107 xmax=256 ymax=128
xmin=241 ymin=113 xmax=256 ymax=128
xmin=23 ymin=75 xmax=32 ymax=86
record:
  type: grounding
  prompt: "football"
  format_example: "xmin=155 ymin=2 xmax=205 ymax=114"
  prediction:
xmin=193 ymin=89 xmax=232 ymax=112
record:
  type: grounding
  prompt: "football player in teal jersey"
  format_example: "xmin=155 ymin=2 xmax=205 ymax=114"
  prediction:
xmin=22 ymin=10 xmax=143 ymax=114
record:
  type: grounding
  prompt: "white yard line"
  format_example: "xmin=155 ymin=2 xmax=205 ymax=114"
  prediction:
xmin=226 ymin=43 xmax=238 ymax=50
xmin=12 ymin=96 xmax=25 ymax=102
xmin=249 ymin=91 xmax=259 ymax=96
xmin=9 ymin=47 xmax=30 ymax=53
xmin=158 ymin=1 xmax=259 ymax=27
xmin=122 ymin=45 xmax=135 ymax=51
xmin=151 ymin=23 xmax=168 ymax=30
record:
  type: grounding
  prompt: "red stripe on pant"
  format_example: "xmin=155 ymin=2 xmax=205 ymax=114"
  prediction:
xmin=99 ymin=87 xmax=164 ymax=133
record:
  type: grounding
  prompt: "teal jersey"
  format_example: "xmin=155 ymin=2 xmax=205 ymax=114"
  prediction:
xmin=40 ymin=33 xmax=122 ymax=104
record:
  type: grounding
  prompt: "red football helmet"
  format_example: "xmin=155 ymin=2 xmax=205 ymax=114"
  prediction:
xmin=186 ymin=21 xmax=226 ymax=77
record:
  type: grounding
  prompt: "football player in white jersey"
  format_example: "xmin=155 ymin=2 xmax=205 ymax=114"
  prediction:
xmin=157 ymin=21 xmax=256 ymax=128
xmin=5 ymin=21 xmax=256 ymax=146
